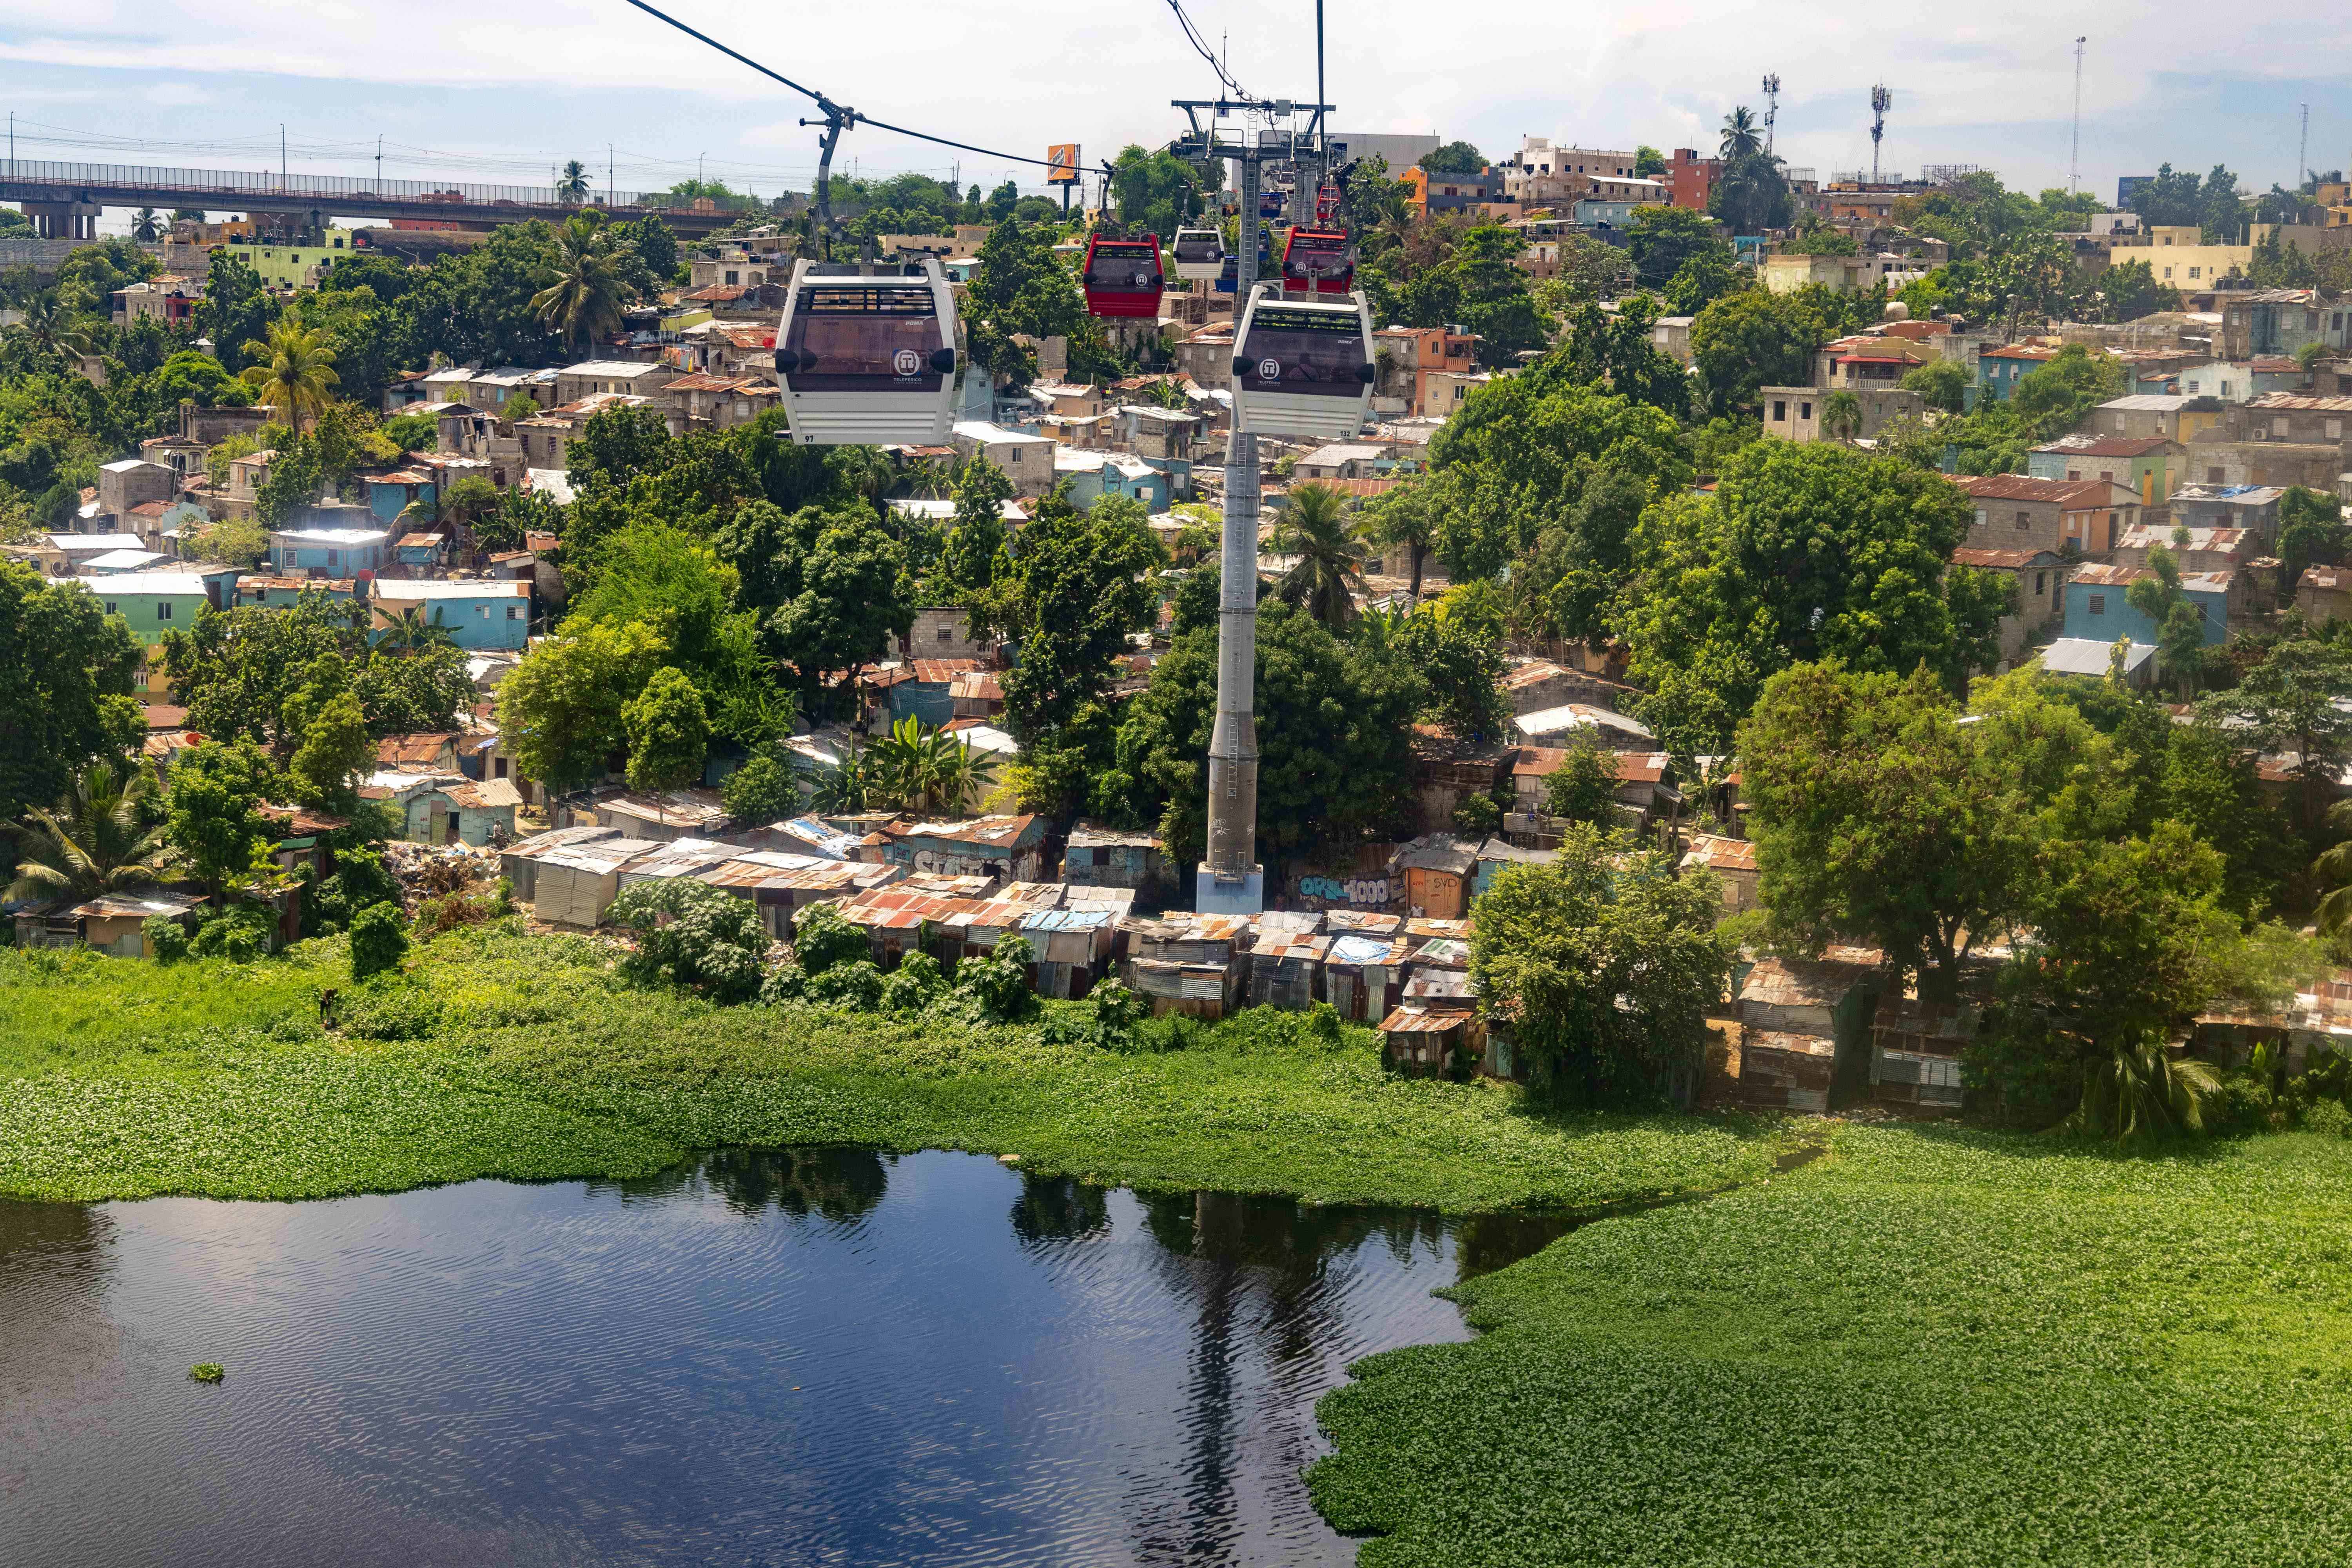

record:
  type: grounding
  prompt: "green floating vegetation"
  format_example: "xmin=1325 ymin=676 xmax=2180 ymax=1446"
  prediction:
xmin=0 ymin=929 xmax=1797 ymax=1210
xmin=1308 ymin=1125 xmax=2352 ymax=1566
xmin=188 ymin=1363 xmax=224 ymax=1384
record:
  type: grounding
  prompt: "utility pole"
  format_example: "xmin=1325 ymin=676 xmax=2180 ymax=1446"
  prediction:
xmin=609 ymin=143 xmax=615 ymax=206
xmin=2298 ymin=103 xmax=2310 ymax=193
xmin=2068 ymin=39 xmax=2086 ymax=195
xmin=376 ymin=134 xmax=383 ymax=186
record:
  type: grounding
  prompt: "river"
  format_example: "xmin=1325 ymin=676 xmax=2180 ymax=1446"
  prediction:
xmin=0 ymin=1148 xmax=1571 ymax=1567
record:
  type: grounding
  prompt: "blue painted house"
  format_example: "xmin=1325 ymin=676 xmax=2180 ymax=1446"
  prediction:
xmin=269 ymin=526 xmax=390 ymax=576
xmin=876 ymin=813 xmax=1049 ymax=884
xmin=1969 ymin=345 xmax=2058 ymax=410
xmin=369 ymin=579 xmax=532 ymax=651
xmin=366 ymin=470 xmax=437 ymax=527
xmin=2064 ymin=561 xmax=2234 ymax=646
xmin=1053 ymin=449 xmax=1172 ymax=512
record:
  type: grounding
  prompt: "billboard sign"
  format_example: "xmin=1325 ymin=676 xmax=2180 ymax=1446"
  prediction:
xmin=1047 ymin=144 xmax=1081 ymax=185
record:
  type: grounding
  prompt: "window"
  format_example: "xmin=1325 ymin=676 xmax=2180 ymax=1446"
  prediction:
xmin=2088 ymin=593 xmax=2106 ymax=614
xmin=724 ymin=270 xmax=739 ymax=285
xmin=327 ymin=550 xmax=339 ymax=567
xmin=1800 ymin=401 xmax=1813 ymax=420
xmin=1973 ymin=509 xmax=1987 ymax=529
xmin=506 ymin=605 xmax=521 ymax=620
xmin=157 ymin=602 xmax=172 ymax=621
xmin=2207 ymin=468 xmax=2224 ymax=484
xmin=2067 ymin=469 xmax=2081 ymax=480
xmin=494 ymin=758 xmax=507 ymax=779
xmin=2016 ymin=510 xmax=2031 ymax=531
xmin=477 ymin=605 xmax=490 ymax=618
xmin=103 ymin=601 xmax=117 ymax=615
xmin=2189 ymin=267 xmax=2201 ymax=279
xmin=2034 ymin=571 xmax=2046 ymax=594
xmin=2099 ymin=470 xmax=2114 ymax=482
xmin=1771 ymin=400 xmax=1786 ymax=422
xmin=937 ymin=626 xmax=954 ymax=642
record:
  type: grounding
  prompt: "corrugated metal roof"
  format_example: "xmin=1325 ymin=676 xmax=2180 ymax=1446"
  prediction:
xmin=1328 ymin=933 xmax=1410 ymax=966
xmin=1377 ymin=1002 xmax=1474 ymax=1033
xmin=1682 ymin=834 xmax=1758 ymax=873
xmin=884 ymin=813 xmax=1040 ymax=848
xmin=1022 ymin=907 xmax=1111 ymax=933
xmin=1958 ymin=475 xmax=2123 ymax=505
xmin=1323 ymin=910 xmax=1402 ymax=936
xmin=69 ymin=890 xmax=205 ymax=919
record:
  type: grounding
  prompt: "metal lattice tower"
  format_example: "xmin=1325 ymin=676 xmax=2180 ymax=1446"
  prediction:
xmin=1869 ymin=85 xmax=1891 ymax=183
xmin=1762 ymin=74 xmax=1781 ymax=157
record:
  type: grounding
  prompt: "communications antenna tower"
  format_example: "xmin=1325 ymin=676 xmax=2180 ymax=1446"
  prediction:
xmin=2068 ymin=38 xmax=2086 ymax=194
xmin=1762 ymin=74 xmax=1781 ymax=156
xmin=1869 ymin=84 xmax=1891 ymax=183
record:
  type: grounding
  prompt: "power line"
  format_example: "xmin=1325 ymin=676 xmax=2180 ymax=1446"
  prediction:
xmin=1164 ymin=0 xmax=1255 ymax=102
xmin=620 ymin=0 xmax=1093 ymax=178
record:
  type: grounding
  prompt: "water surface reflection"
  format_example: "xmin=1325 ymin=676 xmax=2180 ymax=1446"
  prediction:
xmin=0 ymin=1149 xmax=1570 ymax=1567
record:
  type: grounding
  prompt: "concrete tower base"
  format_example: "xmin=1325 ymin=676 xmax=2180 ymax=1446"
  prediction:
xmin=1194 ymin=863 xmax=1265 ymax=916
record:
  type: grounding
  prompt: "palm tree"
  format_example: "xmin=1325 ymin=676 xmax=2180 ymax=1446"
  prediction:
xmin=900 ymin=457 xmax=954 ymax=500
xmin=378 ymin=605 xmax=456 ymax=654
xmin=5 ymin=764 xmax=178 ymax=906
xmin=2065 ymin=1037 xmax=2222 ymax=1139
xmin=555 ymin=160 xmax=592 ymax=207
xmin=12 ymin=293 xmax=93 ymax=361
xmin=1820 ymin=390 xmax=1864 ymax=443
xmin=2311 ymin=802 xmax=2352 ymax=948
xmin=931 ymin=736 xmax=1001 ymax=814
xmin=867 ymin=716 xmax=999 ymax=814
xmin=1720 ymin=106 xmax=1763 ymax=162
xmin=1269 ymin=481 xmax=1370 ymax=630
xmin=129 ymin=207 xmax=165 ymax=242
xmin=530 ymin=212 xmax=626 ymax=352
xmin=237 ymin=320 xmax=340 ymax=436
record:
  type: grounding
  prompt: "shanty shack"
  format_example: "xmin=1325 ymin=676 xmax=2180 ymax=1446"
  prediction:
xmin=699 ymin=853 xmax=902 ymax=938
xmin=64 ymin=890 xmax=207 ymax=956
xmin=582 ymin=788 xmax=731 ymax=845
xmin=1123 ymin=912 xmax=1253 ymax=1019
xmin=527 ymin=835 xmax=665 ymax=929
xmin=1022 ymin=906 xmax=1117 ymax=998
xmin=1378 ymin=1000 xmax=1483 ymax=1078
xmin=1390 ymin=836 xmax=1480 ymax=920
xmin=499 ymin=825 xmax=622 ymax=902
xmin=1060 ymin=824 xmax=1165 ymax=891
xmin=836 ymin=887 xmax=986 ymax=969
xmin=1322 ymin=911 xmax=1411 ymax=1023
xmin=1680 ymin=833 xmax=1760 ymax=918
xmin=1735 ymin=952 xmax=1885 ymax=1112
xmin=1247 ymin=912 xmax=1329 ymax=1009
xmin=1867 ymin=996 xmax=1976 ymax=1114
xmin=2191 ymin=971 xmax=2352 ymax=1077
xmin=877 ymin=814 xmax=1049 ymax=885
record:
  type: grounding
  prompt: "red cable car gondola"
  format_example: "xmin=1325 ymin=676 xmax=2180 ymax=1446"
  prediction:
xmin=1280 ymin=227 xmax=1354 ymax=296
xmin=1081 ymin=235 xmax=1165 ymax=319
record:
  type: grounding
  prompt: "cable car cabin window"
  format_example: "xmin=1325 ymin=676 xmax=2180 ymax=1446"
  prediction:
xmin=1174 ymin=232 xmax=1222 ymax=264
xmin=783 ymin=287 xmax=944 ymax=391
xmin=1085 ymin=243 xmax=1162 ymax=292
xmin=1239 ymin=309 xmax=1366 ymax=397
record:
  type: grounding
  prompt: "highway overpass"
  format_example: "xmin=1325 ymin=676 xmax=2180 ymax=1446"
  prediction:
xmin=0 ymin=158 xmax=755 ymax=238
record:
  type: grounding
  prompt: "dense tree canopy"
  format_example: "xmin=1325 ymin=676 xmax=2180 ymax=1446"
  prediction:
xmin=1612 ymin=439 xmax=2004 ymax=755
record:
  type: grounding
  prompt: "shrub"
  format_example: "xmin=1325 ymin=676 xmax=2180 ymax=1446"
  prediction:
xmin=189 ymin=903 xmax=275 ymax=963
xmin=339 ymin=983 xmax=444 ymax=1041
xmin=792 ymin=900 xmax=870 ymax=976
xmin=878 ymin=950 xmax=948 ymax=1014
xmin=1044 ymin=975 xmax=1149 ymax=1049
xmin=348 ymin=901 xmax=409 ymax=981
xmin=954 ymin=933 xmax=1038 ymax=1024
xmin=806 ymin=958 xmax=883 ymax=1011
xmin=142 ymin=914 xmax=191 ymax=964
xmin=607 ymin=878 xmax=770 ymax=1004
xmin=720 ymin=752 xmax=800 ymax=824
xmin=760 ymin=962 xmax=808 ymax=1004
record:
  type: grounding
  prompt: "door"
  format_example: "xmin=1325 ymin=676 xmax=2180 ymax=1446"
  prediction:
xmin=1329 ymin=970 xmax=1356 ymax=1020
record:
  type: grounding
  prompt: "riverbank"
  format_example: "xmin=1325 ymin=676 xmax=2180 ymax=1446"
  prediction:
xmin=0 ymin=925 xmax=1796 ymax=1209
xmin=1309 ymin=1123 xmax=2352 ymax=1565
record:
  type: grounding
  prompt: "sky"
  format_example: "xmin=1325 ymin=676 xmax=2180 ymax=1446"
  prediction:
xmin=4 ymin=0 xmax=2348 ymax=229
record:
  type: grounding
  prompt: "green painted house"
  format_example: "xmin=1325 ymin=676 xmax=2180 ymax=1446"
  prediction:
xmin=76 ymin=569 xmax=240 ymax=645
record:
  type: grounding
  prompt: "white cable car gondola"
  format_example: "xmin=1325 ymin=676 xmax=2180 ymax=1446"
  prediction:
xmin=1171 ymin=227 xmax=1225 ymax=282
xmin=1229 ymin=283 xmax=1375 ymax=442
xmin=771 ymin=258 xmax=958 ymax=446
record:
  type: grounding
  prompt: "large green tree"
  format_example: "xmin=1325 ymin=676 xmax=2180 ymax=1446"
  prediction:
xmin=1688 ymin=287 xmax=1834 ymax=418
xmin=0 ymin=563 xmax=142 ymax=833
xmin=1112 ymin=597 xmax=1422 ymax=868
xmin=495 ymin=619 xmax=667 ymax=793
xmin=1470 ymin=826 xmax=1734 ymax=1106
xmin=998 ymin=490 xmax=1163 ymax=742
xmin=1626 ymin=206 xmax=1728 ymax=291
xmin=1738 ymin=662 xmax=2103 ymax=1002
xmin=1613 ymin=439 xmax=2001 ymax=754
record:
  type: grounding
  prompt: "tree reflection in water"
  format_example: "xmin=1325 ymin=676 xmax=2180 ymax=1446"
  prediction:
xmin=611 ymin=1146 xmax=893 ymax=1223
xmin=1009 ymin=1173 xmax=1111 ymax=1245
